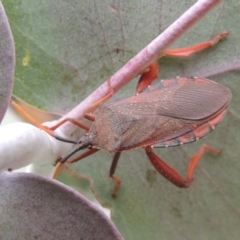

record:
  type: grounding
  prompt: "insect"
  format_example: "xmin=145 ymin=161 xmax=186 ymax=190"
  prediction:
xmin=12 ymin=31 xmax=231 ymax=197
xmin=54 ymin=75 xmax=231 ymax=196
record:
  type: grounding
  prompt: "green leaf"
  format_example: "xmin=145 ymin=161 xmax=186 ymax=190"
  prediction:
xmin=4 ymin=1 xmax=240 ymax=240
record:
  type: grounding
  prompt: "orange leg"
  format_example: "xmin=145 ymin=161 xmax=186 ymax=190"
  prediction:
xmin=136 ymin=31 xmax=229 ymax=93
xmin=164 ymin=31 xmax=228 ymax=57
xmin=85 ymin=79 xmax=114 ymax=113
xmin=12 ymin=79 xmax=115 ymax=136
xmin=12 ymin=96 xmax=110 ymax=146
xmin=11 ymin=100 xmax=90 ymax=134
xmin=11 ymin=100 xmax=53 ymax=135
xmin=84 ymin=113 xmax=96 ymax=122
xmin=47 ymin=118 xmax=91 ymax=144
xmin=47 ymin=78 xmax=115 ymax=143
xmin=48 ymin=118 xmax=90 ymax=131
xmin=12 ymin=102 xmax=89 ymax=144
xmin=186 ymin=145 xmax=221 ymax=183
xmin=145 ymin=145 xmax=220 ymax=187
xmin=53 ymin=161 xmax=63 ymax=179
xmin=136 ymin=61 xmax=159 ymax=94
xmin=48 ymin=79 xmax=115 ymax=138
xmin=67 ymin=148 xmax=100 ymax=163
xmin=53 ymin=148 xmax=100 ymax=179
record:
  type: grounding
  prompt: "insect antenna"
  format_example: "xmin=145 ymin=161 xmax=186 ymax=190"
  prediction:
xmin=54 ymin=135 xmax=78 ymax=144
xmin=60 ymin=138 xmax=92 ymax=164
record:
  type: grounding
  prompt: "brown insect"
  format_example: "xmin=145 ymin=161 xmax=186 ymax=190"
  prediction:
xmin=12 ymin=31 xmax=230 ymax=197
xmin=54 ymin=75 xmax=231 ymax=196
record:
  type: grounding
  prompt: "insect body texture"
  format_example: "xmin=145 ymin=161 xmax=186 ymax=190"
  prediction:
xmin=56 ymin=76 xmax=231 ymax=197
xmin=89 ymin=77 xmax=231 ymax=153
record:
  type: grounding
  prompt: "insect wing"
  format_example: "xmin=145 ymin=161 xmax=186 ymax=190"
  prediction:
xmin=109 ymin=78 xmax=231 ymax=150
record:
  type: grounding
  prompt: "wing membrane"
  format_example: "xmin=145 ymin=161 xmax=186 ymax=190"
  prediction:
xmin=97 ymin=78 xmax=231 ymax=151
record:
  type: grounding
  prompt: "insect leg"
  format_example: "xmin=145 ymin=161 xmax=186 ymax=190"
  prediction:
xmin=48 ymin=118 xmax=90 ymax=131
xmin=136 ymin=61 xmax=159 ymax=94
xmin=145 ymin=145 xmax=220 ymax=187
xmin=136 ymin=32 xmax=228 ymax=94
xmin=52 ymin=148 xmax=100 ymax=179
xmin=41 ymin=117 xmax=90 ymax=144
xmin=109 ymin=152 xmax=122 ymax=197
xmin=85 ymin=79 xmax=114 ymax=113
xmin=84 ymin=113 xmax=96 ymax=122
xmin=11 ymin=100 xmax=53 ymax=133
xmin=11 ymin=100 xmax=90 ymax=134
xmin=187 ymin=145 xmax=221 ymax=184
xmin=145 ymin=146 xmax=187 ymax=187
xmin=51 ymin=78 xmax=115 ymax=138
xmin=164 ymin=31 xmax=228 ymax=57
xmin=12 ymin=79 xmax=114 ymax=135
xmin=67 ymin=148 xmax=100 ymax=164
